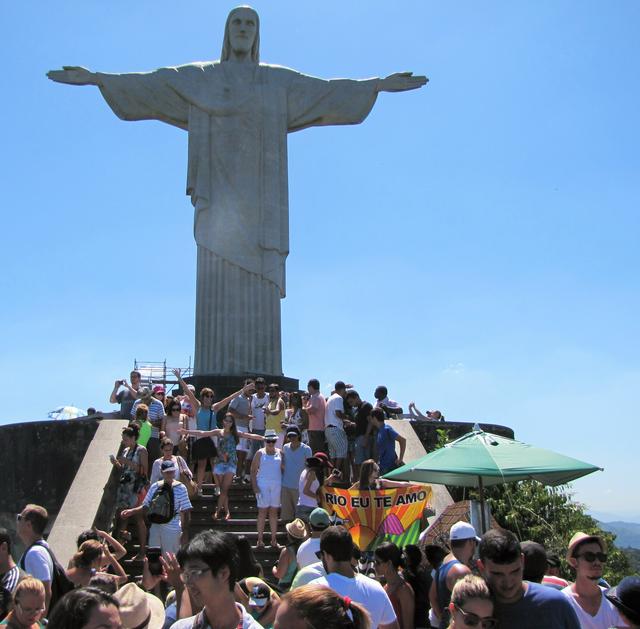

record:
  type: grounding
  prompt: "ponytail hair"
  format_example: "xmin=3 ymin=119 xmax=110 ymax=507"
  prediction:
xmin=374 ymin=541 xmax=404 ymax=569
xmin=72 ymin=540 xmax=103 ymax=568
xmin=282 ymin=584 xmax=371 ymax=629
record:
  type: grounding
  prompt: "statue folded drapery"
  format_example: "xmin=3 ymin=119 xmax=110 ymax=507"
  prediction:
xmin=97 ymin=63 xmax=379 ymax=374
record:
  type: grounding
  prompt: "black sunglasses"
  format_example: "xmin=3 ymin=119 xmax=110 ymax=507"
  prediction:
xmin=576 ymin=551 xmax=607 ymax=563
xmin=454 ymin=605 xmax=497 ymax=629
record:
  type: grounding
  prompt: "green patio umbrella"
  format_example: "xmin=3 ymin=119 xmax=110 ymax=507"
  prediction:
xmin=383 ymin=425 xmax=603 ymax=531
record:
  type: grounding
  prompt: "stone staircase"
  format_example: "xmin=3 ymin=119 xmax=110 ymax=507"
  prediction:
xmin=122 ymin=482 xmax=286 ymax=582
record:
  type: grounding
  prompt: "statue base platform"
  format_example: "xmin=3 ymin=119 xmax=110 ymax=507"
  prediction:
xmin=184 ymin=374 xmax=299 ymax=399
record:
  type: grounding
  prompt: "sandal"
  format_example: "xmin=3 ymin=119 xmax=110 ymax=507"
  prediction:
xmin=224 ymin=510 xmax=231 ymax=520
xmin=256 ymin=540 xmax=265 ymax=549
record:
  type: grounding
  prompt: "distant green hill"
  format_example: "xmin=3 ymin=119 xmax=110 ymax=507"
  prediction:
xmin=599 ymin=521 xmax=640 ymax=549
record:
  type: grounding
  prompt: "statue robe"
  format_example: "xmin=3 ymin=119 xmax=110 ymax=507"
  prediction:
xmin=98 ymin=62 xmax=378 ymax=375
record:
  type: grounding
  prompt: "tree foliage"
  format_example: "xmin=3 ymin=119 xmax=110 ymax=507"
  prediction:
xmin=472 ymin=480 xmax=631 ymax=584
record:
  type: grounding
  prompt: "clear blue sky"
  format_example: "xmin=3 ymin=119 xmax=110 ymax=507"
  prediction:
xmin=2 ymin=2 xmax=638 ymax=521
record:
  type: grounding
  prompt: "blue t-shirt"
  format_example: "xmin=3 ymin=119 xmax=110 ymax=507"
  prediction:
xmin=282 ymin=442 xmax=312 ymax=488
xmin=494 ymin=581 xmax=580 ymax=629
xmin=377 ymin=423 xmax=398 ymax=472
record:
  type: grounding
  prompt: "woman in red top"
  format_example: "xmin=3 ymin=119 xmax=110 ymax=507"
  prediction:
xmin=374 ymin=542 xmax=415 ymax=629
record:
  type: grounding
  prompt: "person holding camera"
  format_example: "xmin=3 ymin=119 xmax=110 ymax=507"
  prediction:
xmin=110 ymin=424 xmax=148 ymax=558
xmin=109 ymin=370 xmax=142 ymax=419
xmin=295 ymin=454 xmax=341 ymax=524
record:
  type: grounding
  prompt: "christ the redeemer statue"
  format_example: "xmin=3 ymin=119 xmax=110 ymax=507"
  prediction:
xmin=48 ymin=6 xmax=427 ymax=377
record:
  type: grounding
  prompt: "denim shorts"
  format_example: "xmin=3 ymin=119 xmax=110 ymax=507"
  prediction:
xmin=354 ymin=434 xmax=372 ymax=465
xmin=214 ymin=462 xmax=236 ymax=476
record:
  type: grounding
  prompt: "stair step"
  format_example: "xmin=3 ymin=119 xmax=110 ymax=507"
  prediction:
xmin=191 ymin=516 xmax=284 ymax=528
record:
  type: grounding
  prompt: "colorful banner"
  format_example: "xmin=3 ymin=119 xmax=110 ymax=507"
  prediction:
xmin=321 ymin=484 xmax=432 ymax=551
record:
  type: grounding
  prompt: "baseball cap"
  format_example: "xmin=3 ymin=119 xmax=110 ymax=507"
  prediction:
xmin=313 ymin=452 xmax=334 ymax=468
xmin=605 ymin=577 xmax=640 ymax=626
xmin=566 ymin=531 xmax=606 ymax=562
xmin=249 ymin=583 xmax=270 ymax=608
xmin=152 ymin=385 xmax=165 ymax=394
xmin=334 ymin=381 xmax=347 ymax=391
xmin=309 ymin=508 xmax=331 ymax=530
xmin=160 ymin=460 xmax=178 ymax=474
xmin=521 ymin=541 xmax=548 ymax=583
xmin=450 ymin=521 xmax=481 ymax=543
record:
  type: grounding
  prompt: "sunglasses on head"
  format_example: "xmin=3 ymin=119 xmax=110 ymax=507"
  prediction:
xmin=576 ymin=551 xmax=607 ymax=563
xmin=454 ymin=605 xmax=497 ymax=629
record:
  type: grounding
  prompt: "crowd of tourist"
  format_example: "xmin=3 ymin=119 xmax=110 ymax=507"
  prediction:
xmin=2 ymin=505 xmax=638 ymax=629
xmin=0 ymin=372 xmax=637 ymax=629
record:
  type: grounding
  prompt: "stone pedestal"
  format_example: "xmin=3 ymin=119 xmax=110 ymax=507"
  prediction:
xmin=184 ymin=374 xmax=299 ymax=400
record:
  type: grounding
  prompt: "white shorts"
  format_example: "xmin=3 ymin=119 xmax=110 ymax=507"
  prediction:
xmin=236 ymin=436 xmax=251 ymax=453
xmin=148 ymin=524 xmax=181 ymax=555
xmin=257 ymin=481 xmax=281 ymax=509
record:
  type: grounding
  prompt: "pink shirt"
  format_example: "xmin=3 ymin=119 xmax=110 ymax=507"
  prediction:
xmin=306 ymin=392 xmax=326 ymax=431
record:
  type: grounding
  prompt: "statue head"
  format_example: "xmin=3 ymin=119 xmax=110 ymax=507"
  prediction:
xmin=221 ymin=6 xmax=260 ymax=63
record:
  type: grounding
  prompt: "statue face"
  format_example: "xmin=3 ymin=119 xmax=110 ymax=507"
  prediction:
xmin=228 ymin=7 xmax=258 ymax=55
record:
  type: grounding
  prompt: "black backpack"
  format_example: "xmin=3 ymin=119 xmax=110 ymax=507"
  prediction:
xmin=20 ymin=541 xmax=74 ymax=610
xmin=147 ymin=480 xmax=175 ymax=524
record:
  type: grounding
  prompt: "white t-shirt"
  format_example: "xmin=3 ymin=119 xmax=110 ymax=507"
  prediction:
xmin=296 ymin=537 xmax=321 ymax=569
xmin=251 ymin=394 xmax=268 ymax=430
xmin=22 ymin=541 xmax=53 ymax=583
xmin=324 ymin=393 xmax=345 ymax=430
xmin=310 ymin=572 xmax=397 ymax=629
xmin=291 ymin=561 xmax=327 ymax=589
xmin=171 ymin=603 xmax=262 ymax=629
xmin=561 ymin=585 xmax=626 ymax=629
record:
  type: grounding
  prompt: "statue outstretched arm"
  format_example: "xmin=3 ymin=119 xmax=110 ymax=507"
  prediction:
xmin=48 ymin=64 xmax=190 ymax=129
xmin=47 ymin=66 xmax=101 ymax=86
xmin=377 ymin=72 xmax=428 ymax=93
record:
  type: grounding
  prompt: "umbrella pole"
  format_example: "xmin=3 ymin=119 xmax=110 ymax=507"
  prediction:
xmin=478 ymin=476 xmax=487 ymax=534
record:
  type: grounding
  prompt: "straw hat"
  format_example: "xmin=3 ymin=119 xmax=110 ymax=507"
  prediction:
xmin=285 ymin=518 xmax=307 ymax=540
xmin=113 ymin=583 xmax=165 ymax=629
xmin=566 ymin=531 xmax=606 ymax=562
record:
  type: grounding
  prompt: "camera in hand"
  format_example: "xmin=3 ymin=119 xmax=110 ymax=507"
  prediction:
xmin=146 ymin=546 xmax=163 ymax=576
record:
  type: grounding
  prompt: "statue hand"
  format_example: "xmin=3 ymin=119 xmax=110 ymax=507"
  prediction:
xmin=378 ymin=72 xmax=428 ymax=93
xmin=47 ymin=66 xmax=97 ymax=86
